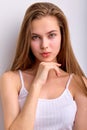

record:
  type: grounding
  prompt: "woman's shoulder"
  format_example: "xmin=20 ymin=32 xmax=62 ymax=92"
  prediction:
xmin=0 ymin=70 xmax=20 ymax=94
xmin=0 ymin=70 xmax=19 ymax=84
xmin=72 ymin=74 xmax=87 ymax=89
xmin=70 ymin=74 xmax=87 ymax=97
xmin=1 ymin=70 xmax=17 ymax=77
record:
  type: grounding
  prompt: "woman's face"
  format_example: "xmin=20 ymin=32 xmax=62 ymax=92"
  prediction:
xmin=30 ymin=15 xmax=61 ymax=63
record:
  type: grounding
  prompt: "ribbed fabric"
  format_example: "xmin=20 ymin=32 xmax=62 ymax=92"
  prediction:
xmin=18 ymin=70 xmax=77 ymax=130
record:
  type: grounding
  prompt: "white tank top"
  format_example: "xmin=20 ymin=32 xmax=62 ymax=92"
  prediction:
xmin=18 ymin=70 xmax=77 ymax=130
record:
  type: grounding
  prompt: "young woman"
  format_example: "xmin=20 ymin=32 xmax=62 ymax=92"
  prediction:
xmin=0 ymin=2 xmax=87 ymax=130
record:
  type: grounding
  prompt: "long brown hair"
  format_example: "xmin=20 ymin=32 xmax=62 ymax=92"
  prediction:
xmin=11 ymin=2 xmax=83 ymax=74
xmin=11 ymin=2 xmax=87 ymax=93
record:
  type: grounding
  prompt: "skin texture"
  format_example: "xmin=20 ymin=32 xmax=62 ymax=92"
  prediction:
xmin=0 ymin=15 xmax=87 ymax=130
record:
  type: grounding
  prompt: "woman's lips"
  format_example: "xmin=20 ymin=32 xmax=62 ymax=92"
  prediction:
xmin=41 ymin=52 xmax=51 ymax=57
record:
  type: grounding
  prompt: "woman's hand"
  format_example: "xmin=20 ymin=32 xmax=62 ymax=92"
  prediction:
xmin=33 ymin=62 xmax=61 ymax=87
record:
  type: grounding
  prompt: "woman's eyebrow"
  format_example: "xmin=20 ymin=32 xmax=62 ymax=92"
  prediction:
xmin=47 ymin=30 xmax=58 ymax=34
xmin=31 ymin=33 xmax=39 ymax=35
xmin=31 ymin=30 xmax=58 ymax=35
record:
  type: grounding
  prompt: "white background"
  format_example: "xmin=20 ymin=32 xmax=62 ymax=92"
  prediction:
xmin=0 ymin=0 xmax=87 ymax=129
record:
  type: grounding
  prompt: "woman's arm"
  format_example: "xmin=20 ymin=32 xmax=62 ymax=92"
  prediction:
xmin=0 ymin=71 xmax=41 ymax=130
xmin=73 ymin=77 xmax=87 ymax=130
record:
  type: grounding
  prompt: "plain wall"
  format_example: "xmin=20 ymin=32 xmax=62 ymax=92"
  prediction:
xmin=0 ymin=0 xmax=87 ymax=129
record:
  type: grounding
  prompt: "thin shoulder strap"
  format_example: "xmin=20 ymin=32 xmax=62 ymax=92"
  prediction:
xmin=18 ymin=70 xmax=28 ymax=96
xmin=66 ymin=74 xmax=73 ymax=89
xmin=19 ymin=70 xmax=25 ymax=88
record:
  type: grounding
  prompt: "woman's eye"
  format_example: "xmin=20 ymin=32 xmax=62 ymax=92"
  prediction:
xmin=32 ymin=35 xmax=40 ymax=40
xmin=49 ymin=33 xmax=56 ymax=38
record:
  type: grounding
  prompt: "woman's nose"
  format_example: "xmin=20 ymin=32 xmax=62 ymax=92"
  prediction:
xmin=40 ymin=38 xmax=49 ymax=49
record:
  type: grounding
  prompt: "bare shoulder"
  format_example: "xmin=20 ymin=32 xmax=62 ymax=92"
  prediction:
xmin=0 ymin=70 xmax=19 ymax=81
xmin=69 ymin=74 xmax=87 ymax=99
xmin=0 ymin=71 xmax=20 ymax=94
xmin=71 ymin=74 xmax=87 ymax=102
